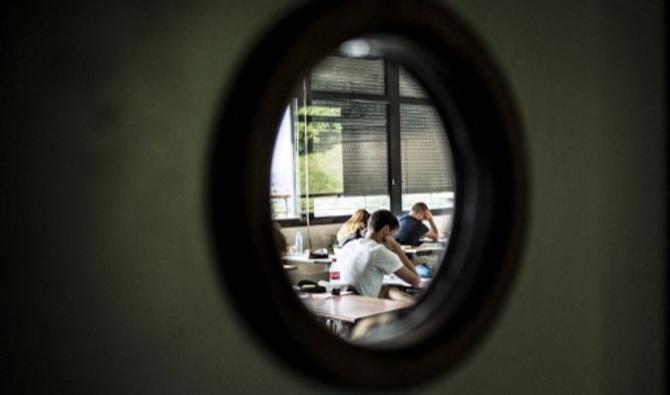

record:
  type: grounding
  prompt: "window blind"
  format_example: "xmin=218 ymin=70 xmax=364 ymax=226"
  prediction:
xmin=306 ymin=99 xmax=388 ymax=196
xmin=310 ymin=56 xmax=385 ymax=95
xmin=400 ymin=104 xmax=454 ymax=193
xmin=399 ymin=67 xmax=428 ymax=98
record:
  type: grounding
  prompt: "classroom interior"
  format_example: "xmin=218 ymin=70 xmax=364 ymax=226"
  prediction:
xmin=269 ymin=39 xmax=455 ymax=342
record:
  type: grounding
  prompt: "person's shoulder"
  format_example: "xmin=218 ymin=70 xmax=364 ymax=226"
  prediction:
xmin=343 ymin=237 xmax=376 ymax=252
xmin=400 ymin=214 xmax=420 ymax=224
xmin=371 ymin=244 xmax=402 ymax=272
xmin=370 ymin=243 xmax=397 ymax=260
xmin=354 ymin=238 xmax=384 ymax=254
xmin=342 ymin=236 xmax=362 ymax=249
xmin=357 ymin=238 xmax=379 ymax=249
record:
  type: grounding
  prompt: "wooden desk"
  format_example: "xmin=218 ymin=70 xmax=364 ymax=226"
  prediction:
xmin=300 ymin=294 xmax=413 ymax=324
xmin=284 ymin=262 xmax=329 ymax=284
xmin=282 ymin=254 xmax=334 ymax=284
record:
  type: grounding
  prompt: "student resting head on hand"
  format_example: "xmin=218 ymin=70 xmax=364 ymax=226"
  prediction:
xmin=395 ymin=202 xmax=439 ymax=246
xmin=330 ymin=209 xmax=420 ymax=298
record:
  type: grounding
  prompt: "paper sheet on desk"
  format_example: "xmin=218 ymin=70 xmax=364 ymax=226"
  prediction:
xmin=298 ymin=291 xmax=354 ymax=299
xmin=418 ymin=242 xmax=445 ymax=249
xmin=305 ymin=293 xmax=333 ymax=299
xmin=384 ymin=274 xmax=432 ymax=288
xmin=383 ymin=274 xmax=411 ymax=286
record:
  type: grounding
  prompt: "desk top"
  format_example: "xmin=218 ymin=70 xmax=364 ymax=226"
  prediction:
xmin=284 ymin=262 xmax=329 ymax=285
xmin=383 ymin=274 xmax=432 ymax=288
xmin=402 ymin=243 xmax=446 ymax=255
xmin=300 ymin=294 xmax=413 ymax=323
xmin=282 ymin=255 xmax=334 ymax=264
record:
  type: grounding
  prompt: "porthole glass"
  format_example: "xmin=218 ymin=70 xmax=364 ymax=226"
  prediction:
xmin=271 ymin=39 xmax=455 ymax=345
xmin=210 ymin=0 xmax=527 ymax=388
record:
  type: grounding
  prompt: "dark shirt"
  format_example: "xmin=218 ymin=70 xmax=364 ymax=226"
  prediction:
xmin=341 ymin=229 xmax=363 ymax=247
xmin=395 ymin=215 xmax=429 ymax=246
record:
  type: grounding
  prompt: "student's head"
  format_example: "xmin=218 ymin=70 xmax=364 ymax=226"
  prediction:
xmin=410 ymin=202 xmax=430 ymax=220
xmin=367 ymin=209 xmax=400 ymax=238
xmin=272 ymin=222 xmax=287 ymax=254
xmin=339 ymin=209 xmax=371 ymax=240
xmin=349 ymin=209 xmax=370 ymax=227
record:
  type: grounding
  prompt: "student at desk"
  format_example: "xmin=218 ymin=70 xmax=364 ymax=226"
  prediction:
xmin=395 ymin=202 xmax=439 ymax=246
xmin=329 ymin=210 xmax=420 ymax=298
xmin=272 ymin=222 xmax=288 ymax=255
xmin=336 ymin=208 xmax=370 ymax=247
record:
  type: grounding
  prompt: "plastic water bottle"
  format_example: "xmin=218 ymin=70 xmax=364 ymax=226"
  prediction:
xmin=295 ymin=230 xmax=303 ymax=255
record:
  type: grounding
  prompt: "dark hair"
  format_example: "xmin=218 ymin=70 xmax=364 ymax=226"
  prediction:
xmin=411 ymin=202 xmax=429 ymax=213
xmin=272 ymin=222 xmax=287 ymax=253
xmin=367 ymin=209 xmax=399 ymax=232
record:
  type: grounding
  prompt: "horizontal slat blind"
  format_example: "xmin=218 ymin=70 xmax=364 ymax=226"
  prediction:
xmin=334 ymin=100 xmax=389 ymax=196
xmin=400 ymin=104 xmax=454 ymax=193
xmin=310 ymin=56 xmax=385 ymax=95
xmin=399 ymin=67 xmax=428 ymax=98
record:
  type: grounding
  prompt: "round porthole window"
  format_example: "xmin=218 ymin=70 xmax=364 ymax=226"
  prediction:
xmin=210 ymin=0 xmax=527 ymax=389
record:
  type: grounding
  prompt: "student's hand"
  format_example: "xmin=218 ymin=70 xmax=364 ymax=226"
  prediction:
xmin=423 ymin=210 xmax=433 ymax=221
xmin=382 ymin=236 xmax=404 ymax=255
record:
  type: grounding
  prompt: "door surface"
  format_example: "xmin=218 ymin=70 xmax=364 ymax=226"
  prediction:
xmin=2 ymin=1 xmax=665 ymax=394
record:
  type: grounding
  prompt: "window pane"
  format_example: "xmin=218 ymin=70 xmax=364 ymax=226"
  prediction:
xmin=311 ymin=100 xmax=388 ymax=197
xmin=296 ymin=99 xmax=389 ymax=216
xmin=399 ymin=67 xmax=428 ymax=98
xmin=314 ymin=195 xmax=390 ymax=217
xmin=400 ymin=104 xmax=454 ymax=197
xmin=310 ymin=56 xmax=385 ymax=95
xmin=296 ymin=102 xmax=344 ymax=199
xmin=402 ymin=192 xmax=455 ymax=211
xmin=271 ymin=107 xmax=298 ymax=219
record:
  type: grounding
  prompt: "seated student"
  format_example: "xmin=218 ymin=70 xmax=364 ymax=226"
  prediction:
xmin=336 ymin=209 xmax=370 ymax=247
xmin=272 ymin=222 xmax=288 ymax=255
xmin=329 ymin=210 xmax=420 ymax=297
xmin=395 ymin=202 xmax=439 ymax=246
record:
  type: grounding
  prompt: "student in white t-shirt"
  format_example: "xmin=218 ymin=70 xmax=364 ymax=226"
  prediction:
xmin=330 ymin=209 xmax=420 ymax=297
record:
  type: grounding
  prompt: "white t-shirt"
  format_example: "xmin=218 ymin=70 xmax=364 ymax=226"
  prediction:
xmin=330 ymin=238 xmax=403 ymax=297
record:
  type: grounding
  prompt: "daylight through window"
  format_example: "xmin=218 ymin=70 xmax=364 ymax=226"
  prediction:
xmin=271 ymin=54 xmax=455 ymax=222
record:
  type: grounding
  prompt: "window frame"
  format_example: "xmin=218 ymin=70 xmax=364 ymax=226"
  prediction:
xmin=276 ymin=55 xmax=455 ymax=226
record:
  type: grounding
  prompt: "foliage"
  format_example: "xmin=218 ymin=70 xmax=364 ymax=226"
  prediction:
xmin=295 ymin=121 xmax=342 ymax=153
xmin=298 ymin=145 xmax=343 ymax=195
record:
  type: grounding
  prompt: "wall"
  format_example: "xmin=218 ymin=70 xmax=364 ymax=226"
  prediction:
xmin=446 ymin=1 xmax=666 ymax=393
xmin=2 ymin=1 xmax=665 ymax=394
xmin=282 ymin=223 xmax=341 ymax=251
